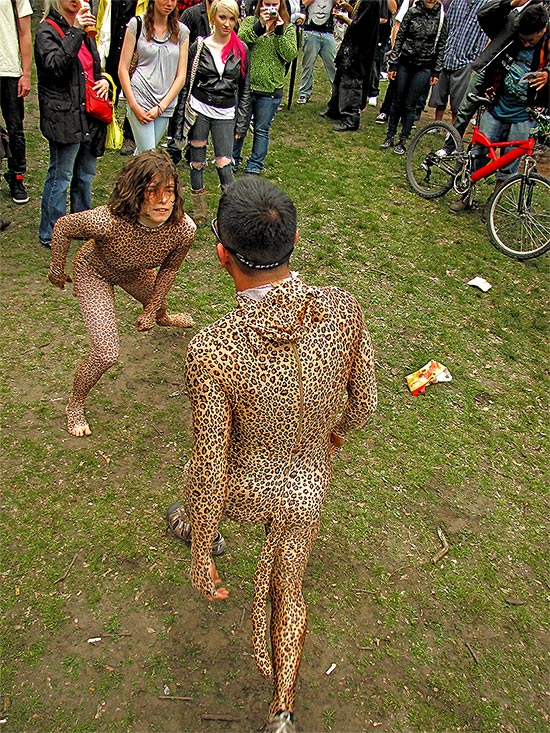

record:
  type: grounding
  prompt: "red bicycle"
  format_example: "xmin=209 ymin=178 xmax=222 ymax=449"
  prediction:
xmin=405 ymin=96 xmax=550 ymax=260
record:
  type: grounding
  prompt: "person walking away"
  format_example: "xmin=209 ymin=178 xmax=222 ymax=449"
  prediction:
xmin=166 ymin=175 xmax=377 ymax=733
xmin=0 ymin=0 xmax=33 ymax=204
xmin=35 ymin=0 xmax=111 ymax=249
xmin=118 ymin=0 xmax=189 ymax=153
xmin=380 ymin=0 xmax=447 ymax=154
xmin=232 ymin=0 xmax=297 ymax=174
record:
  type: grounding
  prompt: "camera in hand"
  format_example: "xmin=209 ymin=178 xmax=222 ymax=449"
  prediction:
xmin=268 ymin=8 xmax=278 ymax=17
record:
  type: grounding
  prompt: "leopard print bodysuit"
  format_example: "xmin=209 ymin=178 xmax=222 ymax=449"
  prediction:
xmin=180 ymin=276 xmax=377 ymax=716
xmin=49 ymin=206 xmax=196 ymax=434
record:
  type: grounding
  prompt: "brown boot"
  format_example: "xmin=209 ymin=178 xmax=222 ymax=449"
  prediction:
xmin=190 ymin=188 xmax=207 ymax=228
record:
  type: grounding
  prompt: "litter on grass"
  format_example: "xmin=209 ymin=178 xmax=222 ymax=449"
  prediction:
xmin=406 ymin=360 xmax=452 ymax=395
xmin=468 ymin=276 xmax=492 ymax=292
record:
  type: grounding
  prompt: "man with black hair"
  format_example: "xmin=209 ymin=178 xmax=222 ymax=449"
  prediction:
xmin=167 ymin=176 xmax=377 ymax=733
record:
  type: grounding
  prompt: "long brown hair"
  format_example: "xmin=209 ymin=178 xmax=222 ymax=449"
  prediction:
xmin=108 ymin=150 xmax=184 ymax=225
xmin=254 ymin=0 xmax=289 ymax=28
xmin=144 ymin=0 xmax=180 ymax=43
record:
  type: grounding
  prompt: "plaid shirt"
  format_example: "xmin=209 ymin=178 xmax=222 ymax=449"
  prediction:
xmin=443 ymin=0 xmax=488 ymax=71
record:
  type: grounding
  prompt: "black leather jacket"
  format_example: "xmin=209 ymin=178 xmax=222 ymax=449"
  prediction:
xmin=174 ymin=39 xmax=251 ymax=138
xmin=388 ymin=2 xmax=448 ymax=74
xmin=34 ymin=9 xmax=106 ymax=155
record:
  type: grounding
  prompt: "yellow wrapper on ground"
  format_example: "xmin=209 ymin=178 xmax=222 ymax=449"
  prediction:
xmin=406 ymin=360 xmax=452 ymax=395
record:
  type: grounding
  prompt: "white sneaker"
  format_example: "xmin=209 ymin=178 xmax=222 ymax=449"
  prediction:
xmin=368 ymin=96 xmax=378 ymax=107
xmin=297 ymin=95 xmax=308 ymax=104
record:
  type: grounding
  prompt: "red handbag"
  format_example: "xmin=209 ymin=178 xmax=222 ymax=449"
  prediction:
xmin=84 ymin=75 xmax=113 ymax=123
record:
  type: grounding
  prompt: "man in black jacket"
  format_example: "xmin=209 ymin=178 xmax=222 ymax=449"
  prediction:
xmin=180 ymin=0 xmax=213 ymax=43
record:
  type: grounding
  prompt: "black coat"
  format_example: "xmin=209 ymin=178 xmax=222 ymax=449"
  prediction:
xmin=180 ymin=0 xmax=211 ymax=44
xmin=34 ymin=9 xmax=107 ymax=155
xmin=335 ymin=0 xmax=387 ymax=78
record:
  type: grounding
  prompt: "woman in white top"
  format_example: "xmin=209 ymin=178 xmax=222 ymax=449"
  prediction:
xmin=118 ymin=0 xmax=189 ymax=153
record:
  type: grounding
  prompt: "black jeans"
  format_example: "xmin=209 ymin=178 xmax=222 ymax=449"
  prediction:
xmin=327 ymin=68 xmax=362 ymax=129
xmin=0 ymin=77 xmax=26 ymax=174
xmin=387 ymin=63 xmax=431 ymax=142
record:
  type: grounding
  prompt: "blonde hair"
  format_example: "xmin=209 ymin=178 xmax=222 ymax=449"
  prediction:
xmin=209 ymin=0 xmax=240 ymax=23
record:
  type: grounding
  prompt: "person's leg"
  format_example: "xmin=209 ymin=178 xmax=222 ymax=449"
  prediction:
xmin=245 ymin=95 xmax=280 ymax=174
xmin=324 ymin=67 xmax=343 ymax=119
xmin=385 ymin=64 xmax=411 ymax=142
xmin=366 ymin=43 xmax=383 ymax=102
xmin=211 ymin=117 xmax=235 ymax=192
xmin=453 ymin=70 xmax=484 ymax=138
xmin=298 ymin=31 xmax=320 ymax=101
xmin=428 ymin=69 xmax=449 ymax=121
xmin=69 ymin=142 xmax=97 ymax=214
xmin=188 ymin=113 xmax=210 ymax=226
xmin=400 ymin=67 xmax=431 ymax=142
xmin=39 ymin=141 xmax=80 ymax=246
xmin=268 ymin=522 xmax=320 ymax=718
xmin=153 ymin=116 xmax=170 ymax=148
xmin=449 ymin=64 xmax=473 ymax=127
xmin=232 ymin=98 xmax=253 ymax=169
xmin=337 ymin=73 xmax=362 ymax=130
xmin=318 ymin=32 xmax=336 ymax=86
xmin=68 ymin=258 xmax=119 ymax=436
xmin=120 ymin=270 xmax=194 ymax=328
xmin=0 ymin=77 xmax=29 ymax=203
xmin=0 ymin=78 xmax=26 ymax=175
xmin=126 ymin=107 xmax=158 ymax=152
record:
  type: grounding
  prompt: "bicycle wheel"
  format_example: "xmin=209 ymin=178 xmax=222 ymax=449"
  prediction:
xmin=406 ymin=121 xmax=463 ymax=199
xmin=487 ymin=173 xmax=550 ymax=260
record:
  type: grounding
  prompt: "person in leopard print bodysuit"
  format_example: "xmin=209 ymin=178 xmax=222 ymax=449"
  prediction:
xmin=48 ymin=150 xmax=196 ymax=437
xmin=167 ymin=176 xmax=377 ymax=733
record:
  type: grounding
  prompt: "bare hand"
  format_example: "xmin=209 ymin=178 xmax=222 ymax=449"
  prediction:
xmin=529 ymin=70 xmax=549 ymax=91
xmin=48 ymin=269 xmax=72 ymax=289
xmin=135 ymin=310 xmax=157 ymax=331
xmin=429 ymin=76 xmax=438 ymax=86
xmin=132 ymin=104 xmax=152 ymax=125
xmin=73 ymin=4 xmax=96 ymax=31
xmin=93 ymin=78 xmax=110 ymax=99
xmin=388 ymin=70 xmax=397 ymax=81
xmin=207 ymin=562 xmax=229 ymax=601
xmin=18 ymin=73 xmax=31 ymax=98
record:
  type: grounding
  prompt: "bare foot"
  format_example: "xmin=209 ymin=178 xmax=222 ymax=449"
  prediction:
xmin=65 ymin=403 xmax=92 ymax=437
xmin=156 ymin=312 xmax=194 ymax=329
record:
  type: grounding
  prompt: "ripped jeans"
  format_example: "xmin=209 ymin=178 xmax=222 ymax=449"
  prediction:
xmin=188 ymin=112 xmax=235 ymax=192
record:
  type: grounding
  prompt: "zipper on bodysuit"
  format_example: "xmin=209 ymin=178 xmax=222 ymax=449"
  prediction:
xmin=290 ymin=342 xmax=304 ymax=452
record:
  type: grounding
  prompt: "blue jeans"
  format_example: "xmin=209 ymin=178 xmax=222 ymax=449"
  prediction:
xmin=39 ymin=141 xmax=97 ymax=245
xmin=472 ymin=109 xmax=532 ymax=182
xmin=299 ymin=31 xmax=336 ymax=100
xmin=232 ymin=93 xmax=280 ymax=174
xmin=127 ymin=107 xmax=169 ymax=153
xmin=387 ymin=63 xmax=431 ymax=142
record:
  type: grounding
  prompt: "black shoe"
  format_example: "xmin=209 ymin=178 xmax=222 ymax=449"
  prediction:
xmin=380 ymin=136 xmax=394 ymax=149
xmin=394 ymin=141 xmax=406 ymax=155
xmin=120 ymin=138 xmax=135 ymax=156
xmin=375 ymin=112 xmax=388 ymax=124
xmin=320 ymin=110 xmax=340 ymax=120
xmin=333 ymin=123 xmax=358 ymax=132
xmin=4 ymin=172 xmax=29 ymax=204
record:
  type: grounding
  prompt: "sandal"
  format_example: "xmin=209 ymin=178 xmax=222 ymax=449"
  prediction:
xmin=166 ymin=502 xmax=226 ymax=556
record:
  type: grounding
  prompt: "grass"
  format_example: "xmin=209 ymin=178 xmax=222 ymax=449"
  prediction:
xmin=1 ymin=54 xmax=549 ymax=733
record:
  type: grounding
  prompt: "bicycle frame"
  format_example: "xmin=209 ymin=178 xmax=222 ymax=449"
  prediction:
xmin=468 ymin=126 xmax=536 ymax=184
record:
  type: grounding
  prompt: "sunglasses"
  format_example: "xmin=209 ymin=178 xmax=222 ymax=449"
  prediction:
xmin=211 ymin=217 xmax=292 ymax=270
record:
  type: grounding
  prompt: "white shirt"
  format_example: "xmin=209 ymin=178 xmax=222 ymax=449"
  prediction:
xmin=0 ymin=0 xmax=32 ymax=77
